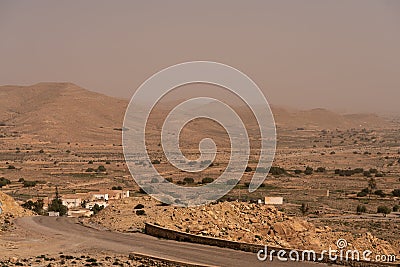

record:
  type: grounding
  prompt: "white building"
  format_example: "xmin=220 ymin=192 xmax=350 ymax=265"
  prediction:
xmin=92 ymin=193 xmax=109 ymax=201
xmin=48 ymin=211 xmax=60 ymax=217
xmin=264 ymin=196 xmax=283 ymax=205
xmin=62 ymin=198 xmax=82 ymax=209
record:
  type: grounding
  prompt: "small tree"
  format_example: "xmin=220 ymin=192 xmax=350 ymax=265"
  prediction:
xmin=392 ymin=189 xmax=400 ymax=197
xmin=91 ymin=204 xmax=104 ymax=215
xmin=300 ymin=203 xmax=309 ymax=215
xmin=304 ymin=166 xmax=313 ymax=175
xmin=48 ymin=187 xmax=68 ymax=216
xmin=377 ymin=206 xmax=391 ymax=217
xmin=356 ymin=205 xmax=367 ymax=214
xmin=368 ymin=177 xmax=377 ymax=199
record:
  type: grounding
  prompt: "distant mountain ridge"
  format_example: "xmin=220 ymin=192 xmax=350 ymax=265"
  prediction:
xmin=0 ymin=83 xmax=390 ymax=143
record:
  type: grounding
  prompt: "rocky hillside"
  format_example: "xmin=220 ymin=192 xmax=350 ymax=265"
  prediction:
xmin=91 ymin=197 xmax=396 ymax=257
xmin=0 ymin=192 xmax=31 ymax=232
xmin=0 ymin=82 xmax=126 ymax=143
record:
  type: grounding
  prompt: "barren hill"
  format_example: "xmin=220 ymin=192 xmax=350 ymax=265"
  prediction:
xmin=0 ymin=83 xmax=390 ymax=143
xmin=0 ymin=83 xmax=127 ymax=143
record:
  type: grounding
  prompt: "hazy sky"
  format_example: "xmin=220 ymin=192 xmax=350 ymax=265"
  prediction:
xmin=1 ymin=1 xmax=399 ymax=114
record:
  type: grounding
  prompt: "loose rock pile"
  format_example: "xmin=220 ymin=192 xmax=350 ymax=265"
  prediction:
xmin=91 ymin=197 xmax=397 ymax=258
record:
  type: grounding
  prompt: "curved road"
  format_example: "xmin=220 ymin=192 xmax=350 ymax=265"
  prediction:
xmin=14 ymin=216 xmax=326 ymax=267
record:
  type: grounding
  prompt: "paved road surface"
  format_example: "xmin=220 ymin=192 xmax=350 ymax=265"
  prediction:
xmin=14 ymin=216 xmax=328 ymax=267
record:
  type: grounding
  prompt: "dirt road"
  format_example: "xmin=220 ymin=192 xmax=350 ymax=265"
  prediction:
xmin=2 ymin=216 xmax=329 ymax=267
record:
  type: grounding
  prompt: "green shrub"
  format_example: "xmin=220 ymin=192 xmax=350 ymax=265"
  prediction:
xmin=356 ymin=205 xmax=367 ymax=214
xmin=392 ymin=189 xmax=400 ymax=197
xmin=294 ymin=169 xmax=302 ymax=175
xmin=183 ymin=177 xmax=194 ymax=184
xmin=112 ymin=186 xmax=122 ymax=190
xmin=134 ymin=204 xmax=144 ymax=209
xmin=245 ymin=166 xmax=253 ymax=172
xmin=304 ymin=166 xmax=313 ymax=175
xmin=136 ymin=209 xmax=146 ymax=216
xmin=377 ymin=206 xmax=391 ymax=217
xmin=0 ymin=177 xmax=11 ymax=188
xmin=201 ymin=177 xmax=214 ymax=184
xmin=97 ymin=165 xmax=106 ymax=172
xmin=374 ymin=190 xmax=386 ymax=197
xmin=269 ymin=166 xmax=286 ymax=176
xmin=23 ymin=180 xmax=37 ymax=187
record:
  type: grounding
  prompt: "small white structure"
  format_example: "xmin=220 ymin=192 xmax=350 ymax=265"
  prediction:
xmin=264 ymin=197 xmax=283 ymax=205
xmin=108 ymin=190 xmax=130 ymax=200
xmin=62 ymin=198 xmax=82 ymax=209
xmin=92 ymin=193 xmax=109 ymax=201
xmin=48 ymin=211 xmax=60 ymax=217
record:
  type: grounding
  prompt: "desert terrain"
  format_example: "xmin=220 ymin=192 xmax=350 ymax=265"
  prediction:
xmin=0 ymin=83 xmax=399 ymax=265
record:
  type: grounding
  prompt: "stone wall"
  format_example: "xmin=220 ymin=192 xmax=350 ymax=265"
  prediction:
xmin=145 ymin=223 xmax=397 ymax=267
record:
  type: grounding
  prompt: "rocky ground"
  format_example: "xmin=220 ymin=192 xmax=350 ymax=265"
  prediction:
xmin=0 ymin=253 xmax=179 ymax=267
xmin=90 ymin=196 xmax=397 ymax=258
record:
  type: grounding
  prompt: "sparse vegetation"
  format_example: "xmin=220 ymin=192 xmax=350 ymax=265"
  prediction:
xmin=0 ymin=177 xmax=11 ymax=188
xmin=304 ymin=166 xmax=313 ymax=175
xmin=356 ymin=205 xmax=367 ymax=214
xmin=23 ymin=180 xmax=38 ymax=187
xmin=377 ymin=206 xmax=391 ymax=217
xmin=201 ymin=177 xmax=214 ymax=184
xmin=183 ymin=177 xmax=194 ymax=184
xmin=392 ymin=189 xmax=400 ymax=197
xmin=112 ymin=186 xmax=122 ymax=190
xmin=300 ymin=203 xmax=309 ymax=215
xmin=22 ymin=199 xmax=44 ymax=214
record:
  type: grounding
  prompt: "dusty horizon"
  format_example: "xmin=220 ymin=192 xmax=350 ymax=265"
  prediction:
xmin=1 ymin=1 xmax=399 ymax=115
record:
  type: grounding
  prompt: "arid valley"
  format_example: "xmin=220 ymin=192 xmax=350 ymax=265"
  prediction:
xmin=0 ymin=83 xmax=399 ymax=266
